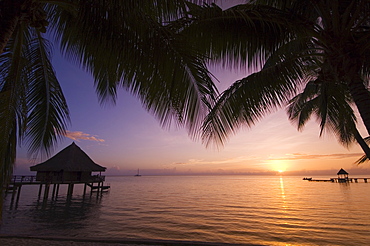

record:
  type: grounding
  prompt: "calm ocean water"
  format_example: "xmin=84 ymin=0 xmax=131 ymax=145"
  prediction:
xmin=1 ymin=175 xmax=370 ymax=245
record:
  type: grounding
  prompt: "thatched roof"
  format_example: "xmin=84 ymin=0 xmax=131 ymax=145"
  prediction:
xmin=30 ymin=142 xmax=106 ymax=172
xmin=337 ymin=168 xmax=348 ymax=175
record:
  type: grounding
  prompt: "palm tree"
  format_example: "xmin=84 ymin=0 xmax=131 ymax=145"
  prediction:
xmin=0 ymin=0 xmax=217 ymax=212
xmin=287 ymin=80 xmax=370 ymax=159
xmin=181 ymin=1 xmax=370 ymax=152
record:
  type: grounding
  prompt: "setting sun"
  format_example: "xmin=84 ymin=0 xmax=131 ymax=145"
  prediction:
xmin=268 ymin=160 xmax=288 ymax=173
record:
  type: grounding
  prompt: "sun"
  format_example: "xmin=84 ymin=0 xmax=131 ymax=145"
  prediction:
xmin=268 ymin=160 xmax=288 ymax=173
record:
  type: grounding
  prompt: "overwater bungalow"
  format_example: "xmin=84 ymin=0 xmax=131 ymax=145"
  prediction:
xmin=30 ymin=142 xmax=106 ymax=183
xmin=28 ymin=142 xmax=109 ymax=199
xmin=7 ymin=143 xmax=109 ymax=205
xmin=337 ymin=168 xmax=349 ymax=183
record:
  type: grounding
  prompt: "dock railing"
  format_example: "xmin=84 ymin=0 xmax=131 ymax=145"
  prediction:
xmin=9 ymin=175 xmax=105 ymax=185
xmin=10 ymin=175 xmax=38 ymax=184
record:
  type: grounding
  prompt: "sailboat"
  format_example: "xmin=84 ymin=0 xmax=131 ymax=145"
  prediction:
xmin=134 ymin=168 xmax=141 ymax=177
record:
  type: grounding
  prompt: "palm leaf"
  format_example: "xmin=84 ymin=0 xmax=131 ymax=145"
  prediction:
xmin=202 ymin=51 xmax=307 ymax=147
xmin=48 ymin=0 xmax=217 ymax=136
xmin=0 ymin=22 xmax=30 ymax=200
xmin=24 ymin=29 xmax=69 ymax=157
xmin=287 ymin=75 xmax=359 ymax=147
xmin=355 ymin=136 xmax=370 ymax=164
xmin=183 ymin=3 xmax=296 ymax=71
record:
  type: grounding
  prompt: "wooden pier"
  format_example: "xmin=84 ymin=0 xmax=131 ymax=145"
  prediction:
xmin=332 ymin=178 xmax=368 ymax=183
xmin=6 ymin=175 xmax=110 ymax=206
xmin=303 ymin=168 xmax=369 ymax=183
xmin=303 ymin=177 xmax=369 ymax=183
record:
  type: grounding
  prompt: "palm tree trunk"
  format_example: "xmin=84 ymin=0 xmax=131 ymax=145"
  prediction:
xmin=348 ymin=77 xmax=370 ymax=136
xmin=0 ymin=0 xmax=26 ymax=55
xmin=354 ymin=129 xmax=370 ymax=160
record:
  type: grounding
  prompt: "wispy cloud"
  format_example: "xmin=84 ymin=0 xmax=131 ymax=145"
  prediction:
xmin=270 ymin=152 xmax=363 ymax=161
xmin=173 ymin=153 xmax=363 ymax=167
xmin=64 ymin=130 xmax=105 ymax=142
xmin=174 ymin=156 xmax=259 ymax=166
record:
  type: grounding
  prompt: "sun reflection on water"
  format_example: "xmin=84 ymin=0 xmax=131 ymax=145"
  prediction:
xmin=280 ymin=176 xmax=285 ymax=199
xmin=279 ymin=176 xmax=289 ymax=214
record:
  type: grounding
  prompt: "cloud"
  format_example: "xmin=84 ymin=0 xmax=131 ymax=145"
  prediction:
xmin=173 ymin=153 xmax=364 ymax=169
xmin=174 ymin=156 xmax=259 ymax=166
xmin=270 ymin=152 xmax=363 ymax=161
xmin=64 ymin=130 xmax=105 ymax=142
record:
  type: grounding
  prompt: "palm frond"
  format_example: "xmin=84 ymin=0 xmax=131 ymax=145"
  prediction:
xmin=0 ymin=22 xmax=29 ymax=195
xmin=202 ymin=52 xmax=306 ymax=147
xmin=24 ymin=29 xmax=69 ymax=157
xmin=48 ymin=0 xmax=217 ymax=137
xmin=183 ymin=3 xmax=296 ymax=71
xmin=288 ymin=86 xmax=310 ymax=130
xmin=288 ymin=76 xmax=358 ymax=147
xmin=355 ymin=154 xmax=369 ymax=165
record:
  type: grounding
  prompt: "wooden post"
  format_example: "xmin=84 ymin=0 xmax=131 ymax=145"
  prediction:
xmin=10 ymin=186 xmax=17 ymax=202
xmin=38 ymin=184 xmax=43 ymax=199
xmin=98 ymin=182 xmax=101 ymax=196
xmin=16 ymin=185 xmax=22 ymax=204
xmin=83 ymin=183 xmax=87 ymax=197
xmin=101 ymin=182 xmax=105 ymax=196
xmin=51 ymin=184 xmax=57 ymax=199
xmin=67 ymin=183 xmax=74 ymax=199
xmin=55 ymin=184 xmax=60 ymax=199
xmin=43 ymin=183 xmax=50 ymax=202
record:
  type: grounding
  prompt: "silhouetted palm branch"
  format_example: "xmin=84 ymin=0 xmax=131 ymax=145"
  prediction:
xmin=202 ymin=51 xmax=308 ymax=147
xmin=183 ymin=1 xmax=370 ymax=156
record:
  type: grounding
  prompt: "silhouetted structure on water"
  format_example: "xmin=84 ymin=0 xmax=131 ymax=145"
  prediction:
xmin=303 ymin=168 xmax=368 ymax=183
xmin=337 ymin=168 xmax=349 ymax=182
xmin=7 ymin=142 xmax=110 ymax=205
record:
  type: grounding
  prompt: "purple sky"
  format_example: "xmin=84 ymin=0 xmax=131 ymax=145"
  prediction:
xmin=13 ymin=0 xmax=370 ymax=176
xmin=13 ymin=49 xmax=370 ymax=176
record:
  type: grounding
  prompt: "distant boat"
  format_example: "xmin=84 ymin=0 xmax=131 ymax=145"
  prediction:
xmin=303 ymin=177 xmax=312 ymax=180
xmin=135 ymin=169 xmax=141 ymax=177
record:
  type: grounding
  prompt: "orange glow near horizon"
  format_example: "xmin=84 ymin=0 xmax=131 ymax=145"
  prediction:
xmin=269 ymin=160 xmax=288 ymax=173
